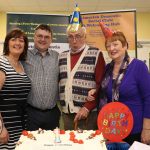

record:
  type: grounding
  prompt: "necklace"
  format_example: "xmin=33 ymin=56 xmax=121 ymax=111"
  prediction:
xmin=5 ymin=56 xmax=24 ymax=74
xmin=112 ymin=73 xmax=118 ymax=80
xmin=7 ymin=57 xmax=20 ymax=66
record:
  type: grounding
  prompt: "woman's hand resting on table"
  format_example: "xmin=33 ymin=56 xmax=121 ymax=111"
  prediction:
xmin=141 ymin=129 xmax=150 ymax=145
xmin=141 ymin=118 xmax=150 ymax=145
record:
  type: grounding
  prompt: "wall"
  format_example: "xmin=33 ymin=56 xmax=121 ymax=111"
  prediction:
xmin=0 ymin=12 xmax=6 ymax=42
xmin=0 ymin=12 xmax=150 ymax=41
xmin=136 ymin=13 xmax=150 ymax=69
xmin=0 ymin=12 xmax=150 ymax=54
xmin=0 ymin=13 xmax=6 ymax=54
xmin=136 ymin=12 xmax=150 ymax=41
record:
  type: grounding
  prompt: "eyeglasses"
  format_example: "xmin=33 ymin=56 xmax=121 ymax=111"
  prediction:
xmin=35 ymin=34 xmax=51 ymax=41
xmin=67 ymin=34 xmax=84 ymax=41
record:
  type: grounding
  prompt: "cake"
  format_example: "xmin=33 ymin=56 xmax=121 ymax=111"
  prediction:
xmin=15 ymin=129 xmax=107 ymax=150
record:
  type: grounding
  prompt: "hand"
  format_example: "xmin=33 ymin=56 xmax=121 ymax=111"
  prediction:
xmin=0 ymin=126 xmax=9 ymax=144
xmin=87 ymin=89 xmax=96 ymax=101
xmin=74 ymin=107 xmax=89 ymax=123
xmin=141 ymin=129 xmax=150 ymax=144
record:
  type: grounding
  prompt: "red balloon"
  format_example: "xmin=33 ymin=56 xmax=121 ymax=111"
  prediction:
xmin=97 ymin=102 xmax=133 ymax=142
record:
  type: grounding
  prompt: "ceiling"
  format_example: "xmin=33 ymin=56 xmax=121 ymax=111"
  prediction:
xmin=0 ymin=0 xmax=150 ymax=14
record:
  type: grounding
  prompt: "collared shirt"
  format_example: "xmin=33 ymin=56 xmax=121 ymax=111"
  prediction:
xmin=23 ymin=48 xmax=59 ymax=110
xmin=70 ymin=44 xmax=86 ymax=54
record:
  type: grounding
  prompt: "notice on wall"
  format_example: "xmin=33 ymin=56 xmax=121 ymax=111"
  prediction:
xmin=7 ymin=10 xmax=136 ymax=57
xmin=82 ymin=10 xmax=136 ymax=62
xmin=7 ymin=13 xmax=69 ymax=53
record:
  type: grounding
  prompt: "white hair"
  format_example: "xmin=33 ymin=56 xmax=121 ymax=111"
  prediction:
xmin=66 ymin=26 xmax=86 ymax=36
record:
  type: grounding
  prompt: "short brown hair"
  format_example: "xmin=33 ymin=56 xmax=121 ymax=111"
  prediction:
xmin=105 ymin=31 xmax=128 ymax=49
xmin=35 ymin=24 xmax=53 ymax=37
xmin=3 ymin=28 xmax=28 ymax=60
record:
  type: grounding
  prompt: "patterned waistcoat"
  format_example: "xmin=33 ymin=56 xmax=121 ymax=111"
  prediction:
xmin=59 ymin=45 xmax=100 ymax=113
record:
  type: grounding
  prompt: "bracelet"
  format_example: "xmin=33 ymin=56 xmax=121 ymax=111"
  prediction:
xmin=143 ymin=128 xmax=150 ymax=130
xmin=0 ymin=117 xmax=3 ymax=135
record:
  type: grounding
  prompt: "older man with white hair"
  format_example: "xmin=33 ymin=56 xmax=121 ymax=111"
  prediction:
xmin=59 ymin=4 xmax=105 ymax=130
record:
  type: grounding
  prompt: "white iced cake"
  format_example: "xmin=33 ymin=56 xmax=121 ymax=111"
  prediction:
xmin=15 ymin=129 xmax=107 ymax=150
